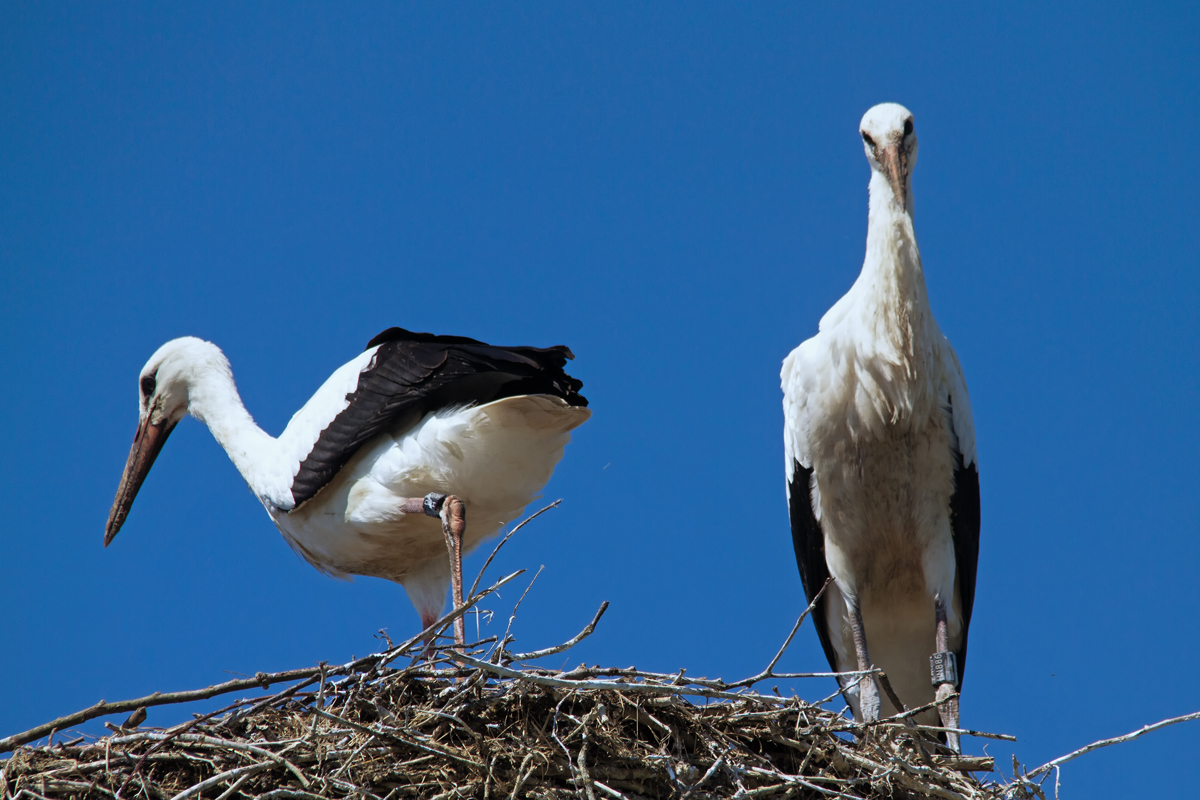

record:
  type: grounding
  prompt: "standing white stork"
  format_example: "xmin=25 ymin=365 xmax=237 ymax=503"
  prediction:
xmin=106 ymin=327 xmax=590 ymax=646
xmin=782 ymin=103 xmax=980 ymax=752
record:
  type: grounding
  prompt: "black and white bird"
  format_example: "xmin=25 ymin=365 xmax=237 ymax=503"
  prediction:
xmin=106 ymin=327 xmax=590 ymax=645
xmin=782 ymin=103 xmax=980 ymax=751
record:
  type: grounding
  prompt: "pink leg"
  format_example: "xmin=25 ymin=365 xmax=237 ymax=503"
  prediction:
xmin=439 ymin=495 xmax=467 ymax=648
xmin=932 ymin=598 xmax=961 ymax=753
xmin=850 ymin=603 xmax=881 ymax=722
xmin=400 ymin=493 xmax=467 ymax=648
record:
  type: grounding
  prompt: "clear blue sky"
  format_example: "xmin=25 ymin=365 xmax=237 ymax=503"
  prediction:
xmin=2 ymin=3 xmax=1198 ymax=796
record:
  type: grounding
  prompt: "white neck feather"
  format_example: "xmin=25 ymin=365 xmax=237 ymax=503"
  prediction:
xmin=855 ymin=169 xmax=937 ymax=370
xmin=817 ymin=168 xmax=945 ymax=434
xmin=183 ymin=358 xmax=288 ymax=507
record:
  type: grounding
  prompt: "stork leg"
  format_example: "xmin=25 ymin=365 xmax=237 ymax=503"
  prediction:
xmin=438 ymin=495 xmax=467 ymax=649
xmin=932 ymin=598 xmax=961 ymax=753
xmin=399 ymin=493 xmax=467 ymax=648
xmin=849 ymin=603 xmax=881 ymax=722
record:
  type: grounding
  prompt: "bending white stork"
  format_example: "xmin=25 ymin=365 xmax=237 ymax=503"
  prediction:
xmin=782 ymin=103 xmax=980 ymax=752
xmin=106 ymin=327 xmax=590 ymax=646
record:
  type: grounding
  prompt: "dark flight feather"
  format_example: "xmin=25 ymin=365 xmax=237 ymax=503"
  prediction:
xmin=788 ymin=460 xmax=840 ymax=676
xmin=949 ymin=459 xmax=980 ymax=683
xmin=289 ymin=327 xmax=587 ymax=509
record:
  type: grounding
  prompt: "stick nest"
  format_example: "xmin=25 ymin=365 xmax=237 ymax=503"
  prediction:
xmin=2 ymin=651 xmax=1023 ymax=800
xmin=3 ymin=508 xmax=1042 ymax=800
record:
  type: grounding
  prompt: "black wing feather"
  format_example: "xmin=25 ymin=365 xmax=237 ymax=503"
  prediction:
xmin=949 ymin=459 xmax=980 ymax=684
xmin=788 ymin=460 xmax=840 ymax=673
xmin=290 ymin=327 xmax=587 ymax=509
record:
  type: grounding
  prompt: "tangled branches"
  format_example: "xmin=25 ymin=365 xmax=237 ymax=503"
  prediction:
xmin=3 ymin=504 xmax=1190 ymax=799
xmin=0 ymin=642 xmax=1005 ymax=800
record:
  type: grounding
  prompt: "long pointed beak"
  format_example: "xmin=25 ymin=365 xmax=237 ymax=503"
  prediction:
xmin=880 ymin=144 xmax=909 ymax=212
xmin=105 ymin=414 xmax=176 ymax=546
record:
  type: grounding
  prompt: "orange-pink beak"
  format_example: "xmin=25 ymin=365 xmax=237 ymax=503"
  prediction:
xmin=105 ymin=414 xmax=176 ymax=546
xmin=880 ymin=144 xmax=909 ymax=212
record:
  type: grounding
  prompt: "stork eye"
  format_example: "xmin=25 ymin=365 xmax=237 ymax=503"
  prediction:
xmin=861 ymin=132 xmax=876 ymax=148
xmin=903 ymin=119 xmax=913 ymax=137
xmin=141 ymin=375 xmax=156 ymax=397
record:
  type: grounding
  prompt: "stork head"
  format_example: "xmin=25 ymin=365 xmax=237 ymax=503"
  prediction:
xmin=105 ymin=337 xmax=220 ymax=546
xmin=860 ymin=103 xmax=918 ymax=213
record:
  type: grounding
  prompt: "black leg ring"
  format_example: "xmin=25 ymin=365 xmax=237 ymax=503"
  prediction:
xmin=422 ymin=493 xmax=447 ymax=517
xmin=930 ymin=651 xmax=959 ymax=688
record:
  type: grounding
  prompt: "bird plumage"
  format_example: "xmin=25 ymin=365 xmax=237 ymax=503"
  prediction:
xmin=290 ymin=327 xmax=585 ymax=510
xmin=782 ymin=103 xmax=980 ymax=734
xmin=106 ymin=328 xmax=590 ymax=631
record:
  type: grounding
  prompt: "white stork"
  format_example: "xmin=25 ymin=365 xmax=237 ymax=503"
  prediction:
xmin=106 ymin=327 xmax=590 ymax=646
xmin=782 ymin=103 xmax=980 ymax=752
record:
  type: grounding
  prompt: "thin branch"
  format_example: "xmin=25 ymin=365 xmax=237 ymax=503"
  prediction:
xmin=909 ymin=725 xmax=1017 ymax=743
xmin=167 ymin=762 xmax=271 ymax=800
xmin=1025 ymin=709 xmax=1200 ymax=779
xmin=468 ymin=501 xmax=560 ymax=599
xmin=412 ymin=569 xmax=524 ymax=653
xmin=508 ymin=601 xmax=609 ymax=662
xmin=212 ymin=770 xmax=257 ymax=800
xmin=731 ymin=578 xmax=833 ymax=689
xmin=495 ymin=565 xmax=545 ymax=662
xmin=452 ymin=651 xmax=808 ymax=704
xmin=532 ymin=663 xmax=875 ymax=688
xmin=0 ymin=670 xmax=320 ymax=755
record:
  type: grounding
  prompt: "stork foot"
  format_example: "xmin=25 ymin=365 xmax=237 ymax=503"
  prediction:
xmin=847 ymin=602 xmax=879 ymax=723
xmin=935 ymin=681 xmax=960 ymax=753
xmin=931 ymin=650 xmax=961 ymax=752
xmin=858 ymin=674 xmax=881 ymax=723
